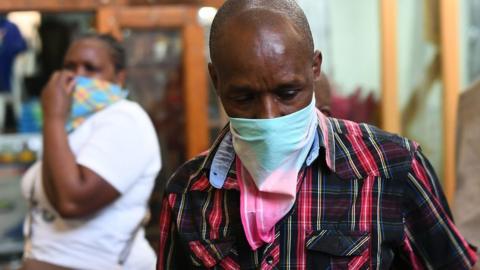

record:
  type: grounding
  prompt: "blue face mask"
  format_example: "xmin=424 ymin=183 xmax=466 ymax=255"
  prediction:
xmin=229 ymin=96 xmax=318 ymax=189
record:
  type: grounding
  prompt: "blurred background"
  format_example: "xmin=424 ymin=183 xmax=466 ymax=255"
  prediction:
xmin=0 ymin=0 xmax=478 ymax=268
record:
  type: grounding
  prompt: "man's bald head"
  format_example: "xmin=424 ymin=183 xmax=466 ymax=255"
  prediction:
xmin=209 ymin=0 xmax=314 ymax=64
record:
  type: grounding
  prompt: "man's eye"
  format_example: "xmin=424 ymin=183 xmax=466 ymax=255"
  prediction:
xmin=277 ymin=89 xmax=300 ymax=100
xmin=232 ymin=94 xmax=254 ymax=103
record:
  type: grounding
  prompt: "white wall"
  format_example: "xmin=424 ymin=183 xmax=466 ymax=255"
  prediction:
xmin=460 ymin=0 xmax=469 ymax=90
xmin=298 ymin=0 xmax=381 ymax=97
xmin=296 ymin=0 xmax=332 ymax=73
xmin=329 ymin=0 xmax=381 ymax=97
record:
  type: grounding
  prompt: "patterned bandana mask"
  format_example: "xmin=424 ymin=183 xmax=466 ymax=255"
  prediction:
xmin=66 ymin=76 xmax=128 ymax=132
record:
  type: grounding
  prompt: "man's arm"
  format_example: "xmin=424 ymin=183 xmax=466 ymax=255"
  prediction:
xmin=157 ymin=194 xmax=191 ymax=270
xmin=157 ymin=195 xmax=173 ymax=270
xmin=400 ymin=150 xmax=477 ymax=269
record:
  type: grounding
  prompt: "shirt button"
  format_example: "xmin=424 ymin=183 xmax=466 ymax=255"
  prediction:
xmin=266 ymin=255 xmax=274 ymax=265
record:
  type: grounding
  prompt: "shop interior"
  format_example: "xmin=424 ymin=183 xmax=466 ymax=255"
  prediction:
xmin=1 ymin=0 xmax=479 ymax=268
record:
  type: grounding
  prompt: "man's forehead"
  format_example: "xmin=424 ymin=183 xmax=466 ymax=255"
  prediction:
xmin=223 ymin=8 xmax=299 ymax=37
xmin=209 ymin=0 xmax=314 ymax=69
xmin=214 ymin=10 xmax=307 ymax=62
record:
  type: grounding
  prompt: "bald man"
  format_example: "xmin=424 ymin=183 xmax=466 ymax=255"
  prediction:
xmin=156 ymin=1 xmax=477 ymax=269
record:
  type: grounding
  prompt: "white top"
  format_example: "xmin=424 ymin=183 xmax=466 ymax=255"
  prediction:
xmin=21 ymin=100 xmax=161 ymax=270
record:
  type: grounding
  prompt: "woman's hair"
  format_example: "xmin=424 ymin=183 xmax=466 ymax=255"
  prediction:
xmin=74 ymin=33 xmax=126 ymax=72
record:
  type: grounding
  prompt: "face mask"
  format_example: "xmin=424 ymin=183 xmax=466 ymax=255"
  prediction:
xmin=229 ymin=96 xmax=318 ymax=249
xmin=66 ymin=76 xmax=128 ymax=132
xmin=229 ymin=96 xmax=317 ymax=190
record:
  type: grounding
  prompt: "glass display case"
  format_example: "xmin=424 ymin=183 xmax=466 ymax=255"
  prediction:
xmin=0 ymin=134 xmax=41 ymax=266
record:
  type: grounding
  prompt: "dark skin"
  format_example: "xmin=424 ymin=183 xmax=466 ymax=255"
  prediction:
xmin=41 ymin=38 xmax=126 ymax=219
xmin=209 ymin=10 xmax=322 ymax=119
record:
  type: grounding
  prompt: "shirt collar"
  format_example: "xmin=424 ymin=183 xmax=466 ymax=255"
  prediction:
xmin=206 ymin=110 xmax=337 ymax=189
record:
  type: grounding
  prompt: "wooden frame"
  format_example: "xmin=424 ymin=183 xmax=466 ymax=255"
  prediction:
xmin=0 ymin=0 xmax=223 ymax=12
xmin=0 ymin=0 xmax=127 ymax=12
xmin=440 ymin=0 xmax=459 ymax=204
xmin=198 ymin=0 xmax=223 ymax=8
xmin=97 ymin=6 xmax=209 ymax=159
xmin=379 ymin=0 xmax=401 ymax=134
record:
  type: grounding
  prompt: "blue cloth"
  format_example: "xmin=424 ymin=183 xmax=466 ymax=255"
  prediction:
xmin=209 ymin=128 xmax=321 ymax=188
xmin=0 ymin=19 xmax=27 ymax=92
xmin=228 ymin=98 xmax=318 ymax=188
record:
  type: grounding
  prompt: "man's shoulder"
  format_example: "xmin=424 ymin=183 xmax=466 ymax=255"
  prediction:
xmin=164 ymin=154 xmax=208 ymax=194
xmin=328 ymin=118 xmax=419 ymax=179
xmin=330 ymin=117 xmax=416 ymax=148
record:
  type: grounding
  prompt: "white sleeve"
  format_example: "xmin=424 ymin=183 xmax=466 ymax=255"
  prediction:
xmin=75 ymin=108 xmax=152 ymax=194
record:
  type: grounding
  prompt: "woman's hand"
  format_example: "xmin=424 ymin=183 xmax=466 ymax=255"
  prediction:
xmin=41 ymin=71 xmax=76 ymax=122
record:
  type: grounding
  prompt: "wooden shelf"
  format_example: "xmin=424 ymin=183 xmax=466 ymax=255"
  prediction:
xmin=0 ymin=0 xmax=223 ymax=12
xmin=0 ymin=0 xmax=126 ymax=12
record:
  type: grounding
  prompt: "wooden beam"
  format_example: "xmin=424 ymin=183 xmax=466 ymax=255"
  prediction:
xmin=197 ymin=0 xmax=224 ymax=8
xmin=182 ymin=21 xmax=209 ymax=159
xmin=379 ymin=0 xmax=401 ymax=134
xmin=439 ymin=0 xmax=459 ymax=204
xmin=0 ymin=0 xmax=221 ymax=12
xmin=0 ymin=0 xmax=126 ymax=12
xmin=128 ymin=0 xmax=223 ymax=8
xmin=115 ymin=6 xmax=197 ymax=29
xmin=96 ymin=7 xmax=123 ymax=40
xmin=97 ymin=6 xmax=198 ymax=35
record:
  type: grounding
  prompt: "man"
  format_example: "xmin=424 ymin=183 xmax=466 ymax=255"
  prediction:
xmin=157 ymin=0 xmax=477 ymax=269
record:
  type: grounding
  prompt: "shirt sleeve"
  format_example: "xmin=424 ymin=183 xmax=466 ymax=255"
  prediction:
xmin=401 ymin=149 xmax=478 ymax=269
xmin=75 ymin=108 xmax=154 ymax=193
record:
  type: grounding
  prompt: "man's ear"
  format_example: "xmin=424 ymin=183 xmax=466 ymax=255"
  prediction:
xmin=208 ymin=63 xmax=219 ymax=94
xmin=312 ymin=50 xmax=323 ymax=81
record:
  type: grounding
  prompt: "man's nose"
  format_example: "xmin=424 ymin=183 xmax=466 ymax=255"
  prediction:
xmin=257 ymin=96 xmax=281 ymax=119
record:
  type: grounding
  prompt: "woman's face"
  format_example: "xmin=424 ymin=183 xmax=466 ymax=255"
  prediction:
xmin=63 ymin=38 xmax=124 ymax=85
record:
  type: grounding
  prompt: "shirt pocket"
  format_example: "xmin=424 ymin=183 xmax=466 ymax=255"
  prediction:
xmin=306 ymin=229 xmax=370 ymax=270
xmin=187 ymin=238 xmax=240 ymax=269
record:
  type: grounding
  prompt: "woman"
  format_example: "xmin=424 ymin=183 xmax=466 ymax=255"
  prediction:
xmin=20 ymin=34 xmax=161 ymax=270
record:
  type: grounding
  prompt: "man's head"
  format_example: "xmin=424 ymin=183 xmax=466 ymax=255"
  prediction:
xmin=209 ymin=0 xmax=322 ymax=119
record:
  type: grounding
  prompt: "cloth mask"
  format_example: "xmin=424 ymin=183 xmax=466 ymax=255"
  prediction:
xmin=66 ymin=76 xmax=128 ymax=132
xmin=229 ymin=96 xmax=318 ymax=249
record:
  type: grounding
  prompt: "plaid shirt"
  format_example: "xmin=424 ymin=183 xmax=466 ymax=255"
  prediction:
xmin=157 ymin=113 xmax=477 ymax=270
